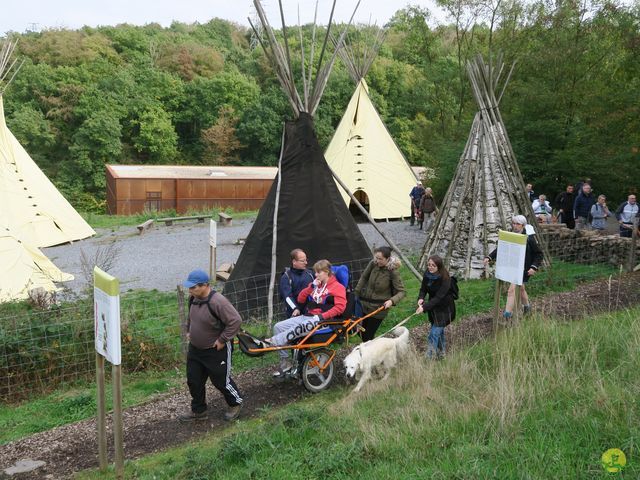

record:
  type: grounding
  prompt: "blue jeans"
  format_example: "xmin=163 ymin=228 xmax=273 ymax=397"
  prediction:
xmin=426 ymin=325 xmax=446 ymax=359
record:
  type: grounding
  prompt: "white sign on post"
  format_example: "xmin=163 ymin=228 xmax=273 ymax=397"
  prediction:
xmin=494 ymin=230 xmax=527 ymax=286
xmin=209 ymin=219 xmax=217 ymax=248
xmin=94 ymin=267 xmax=122 ymax=365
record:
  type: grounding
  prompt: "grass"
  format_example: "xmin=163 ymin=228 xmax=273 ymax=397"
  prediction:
xmin=0 ymin=369 xmax=183 ymax=444
xmin=0 ymin=260 xmax=620 ymax=448
xmin=76 ymin=306 xmax=640 ymax=479
xmin=81 ymin=207 xmax=259 ymax=230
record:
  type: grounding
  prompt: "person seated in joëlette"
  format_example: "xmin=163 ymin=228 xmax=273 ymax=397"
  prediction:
xmin=262 ymin=259 xmax=346 ymax=376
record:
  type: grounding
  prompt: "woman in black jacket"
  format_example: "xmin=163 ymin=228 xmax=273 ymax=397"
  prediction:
xmin=416 ymin=255 xmax=456 ymax=359
xmin=483 ymin=215 xmax=543 ymax=319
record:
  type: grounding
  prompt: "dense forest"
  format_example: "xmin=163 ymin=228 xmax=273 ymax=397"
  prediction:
xmin=2 ymin=0 xmax=638 ymax=212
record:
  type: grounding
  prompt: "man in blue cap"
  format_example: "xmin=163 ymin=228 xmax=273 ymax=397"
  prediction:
xmin=179 ymin=269 xmax=244 ymax=422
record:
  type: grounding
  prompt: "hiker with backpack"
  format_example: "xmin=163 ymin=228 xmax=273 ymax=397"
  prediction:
xmin=279 ymin=248 xmax=314 ymax=318
xmin=179 ymin=269 xmax=244 ymax=423
xmin=483 ymin=215 xmax=543 ymax=319
xmin=354 ymin=246 xmax=406 ymax=342
xmin=260 ymin=259 xmax=346 ymax=376
xmin=415 ymin=255 xmax=457 ymax=360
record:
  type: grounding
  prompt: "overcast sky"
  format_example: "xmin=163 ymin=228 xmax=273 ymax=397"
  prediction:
xmin=1 ymin=0 xmax=447 ymax=35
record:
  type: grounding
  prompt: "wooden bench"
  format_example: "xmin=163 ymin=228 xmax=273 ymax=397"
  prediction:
xmin=218 ymin=212 xmax=233 ymax=226
xmin=157 ymin=215 xmax=206 ymax=226
xmin=136 ymin=219 xmax=154 ymax=234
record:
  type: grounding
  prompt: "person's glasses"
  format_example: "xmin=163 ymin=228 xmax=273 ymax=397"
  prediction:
xmin=295 ymin=258 xmax=307 ymax=263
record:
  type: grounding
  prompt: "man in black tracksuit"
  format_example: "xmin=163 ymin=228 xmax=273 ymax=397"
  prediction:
xmin=180 ymin=269 xmax=244 ymax=422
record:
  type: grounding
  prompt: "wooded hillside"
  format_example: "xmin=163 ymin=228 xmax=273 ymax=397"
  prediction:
xmin=3 ymin=0 xmax=638 ymax=211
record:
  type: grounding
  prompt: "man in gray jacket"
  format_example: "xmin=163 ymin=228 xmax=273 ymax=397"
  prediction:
xmin=180 ymin=269 xmax=244 ymax=422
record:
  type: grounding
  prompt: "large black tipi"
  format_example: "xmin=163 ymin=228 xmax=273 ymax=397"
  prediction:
xmin=225 ymin=0 xmax=371 ymax=315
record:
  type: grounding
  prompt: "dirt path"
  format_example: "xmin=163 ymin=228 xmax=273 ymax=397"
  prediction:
xmin=2 ymin=272 xmax=639 ymax=479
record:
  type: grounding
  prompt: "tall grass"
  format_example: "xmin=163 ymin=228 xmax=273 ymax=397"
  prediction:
xmin=79 ymin=307 xmax=639 ymax=479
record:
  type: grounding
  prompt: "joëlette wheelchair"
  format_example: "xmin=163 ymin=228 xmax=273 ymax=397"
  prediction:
xmin=237 ymin=299 xmax=384 ymax=393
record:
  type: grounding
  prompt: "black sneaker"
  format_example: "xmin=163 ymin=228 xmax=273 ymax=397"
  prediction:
xmin=178 ymin=410 xmax=208 ymax=423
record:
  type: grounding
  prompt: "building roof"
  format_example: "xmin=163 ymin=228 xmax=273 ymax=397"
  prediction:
xmin=107 ymin=164 xmax=279 ymax=180
xmin=107 ymin=164 xmax=427 ymax=182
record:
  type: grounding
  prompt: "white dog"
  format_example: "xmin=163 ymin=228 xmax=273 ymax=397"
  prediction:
xmin=344 ymin=326 xmax=410 ymax=392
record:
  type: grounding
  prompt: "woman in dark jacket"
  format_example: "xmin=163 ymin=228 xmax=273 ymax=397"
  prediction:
xmin=355 ymin=246 xmax=406 ymax=341
xmin=483 ymin=215 xmax=543 ymax=319
xmin=416 ymin=255 xmax=455 ymax=359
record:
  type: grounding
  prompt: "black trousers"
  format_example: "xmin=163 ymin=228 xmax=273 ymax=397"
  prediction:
xmin=360 ymin=315 xmax=384 ymax=342
xmin=186 ymin=342 xmax=243 ymax=414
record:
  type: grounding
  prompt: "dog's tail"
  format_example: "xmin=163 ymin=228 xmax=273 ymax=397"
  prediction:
xmin=392 ymin=326 xmax=409 ymax=340
xmin=392 ymin=326 xmax=410 ymax=357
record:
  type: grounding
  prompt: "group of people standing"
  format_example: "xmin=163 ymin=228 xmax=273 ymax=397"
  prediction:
xmin=528 ymin=181 xmax=639 ymax=237
xmin=409 ymin=181 xmax=438 ymax=231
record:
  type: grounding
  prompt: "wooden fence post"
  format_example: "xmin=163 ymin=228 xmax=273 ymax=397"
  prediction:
xmin=628 ymin=218 xmax=638 ymax=272
xmin=112 ymin=364 xmax=124 ymax=479
xmin=177 ymin=285 xmax=188 ymax=357
xmin=493 ymin=279 xmax=502 ymax=335
xmin=96 ymin=353 xmax=107 ymax=472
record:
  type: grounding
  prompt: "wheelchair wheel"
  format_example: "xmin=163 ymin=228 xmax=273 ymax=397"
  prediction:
xmin=301 ymin=348 xmax=334 ymax=393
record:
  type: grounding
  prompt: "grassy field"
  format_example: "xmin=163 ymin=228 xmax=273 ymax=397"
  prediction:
xmin=0 ymin=260 xmax=620 ymax=447
xmin=81 ymin=207 xmax=259 ymax=230
xmin=77 ymin=306 xmax=640 ymax=479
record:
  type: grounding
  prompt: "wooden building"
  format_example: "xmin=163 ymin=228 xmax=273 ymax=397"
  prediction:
xmin=106 ymin=165 xmax=278 ymax=215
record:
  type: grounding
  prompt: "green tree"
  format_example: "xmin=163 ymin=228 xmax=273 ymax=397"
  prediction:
xmin=66 ymin=110 xmax=123 ymax=193
xmin=131 ymin=106 xmax=177 ymax=163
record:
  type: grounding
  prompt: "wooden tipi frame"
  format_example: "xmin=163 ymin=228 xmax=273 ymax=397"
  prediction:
xmin=420 ymin=54 xmax=548 ymax=279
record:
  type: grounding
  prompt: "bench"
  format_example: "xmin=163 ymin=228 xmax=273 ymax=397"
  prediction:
xmin=136 ymin=219 xmax=154 ymax=234
xmin=218 ymin=212 xmax=233 ymax=226
xmin=157 ymin=215 xmax=206 ymax=226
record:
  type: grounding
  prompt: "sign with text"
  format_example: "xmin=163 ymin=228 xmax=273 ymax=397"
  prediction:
xmin=495 ymin=230 xmax=527 ymax=286
xmin=93 ymin=267 xmax=121 ymax=365
xmin=209 ymin=219 xmax=217 ymax=248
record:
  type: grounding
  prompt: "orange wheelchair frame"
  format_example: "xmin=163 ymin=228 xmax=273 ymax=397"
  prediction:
xmin=237 ymin=306 xmax=384 ymax=393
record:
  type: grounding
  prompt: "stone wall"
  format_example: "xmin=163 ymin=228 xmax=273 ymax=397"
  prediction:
xmin=538 ymin=224 xmax=639 ymax=268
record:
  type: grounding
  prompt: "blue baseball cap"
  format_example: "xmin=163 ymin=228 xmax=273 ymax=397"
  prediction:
xmin=183 ymin=269 xmax=210 ymax=288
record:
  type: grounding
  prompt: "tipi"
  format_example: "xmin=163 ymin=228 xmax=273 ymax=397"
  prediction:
xmin=419 ymin=55 xmax=546 ymax=279
xmin=0 ymin=39 xmax=87 ymax=302
xmin=325 ymin=29 xmax=417 ymax=220
xmin=0 ymin=41 xmax=94 ymax=247
xmin=226 ymin=1 xmax=371 ymax=300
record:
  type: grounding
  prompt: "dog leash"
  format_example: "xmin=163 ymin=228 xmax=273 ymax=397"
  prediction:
xmin=377 ymin=312 xmax=419 ymax=339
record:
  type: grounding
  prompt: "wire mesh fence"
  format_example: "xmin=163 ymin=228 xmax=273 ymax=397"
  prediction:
xmin=0 ymin=257 xmax=373 ymax=403
xmin=1 ymin=237 xmax=636 ymax=404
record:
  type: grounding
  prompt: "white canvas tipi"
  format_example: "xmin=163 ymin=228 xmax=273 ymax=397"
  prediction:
xmin=325 ymin=30 xmax=417 ymax=220
xmin=0 ymin=97 xmax=95 ymax=247
xmin=0 ymin=221 xmax=73 ymax=302
xmin=0 ymin=39 xmax=88 ymax=302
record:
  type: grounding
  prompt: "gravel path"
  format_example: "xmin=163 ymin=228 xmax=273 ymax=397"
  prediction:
xmin=43 ymin=218 xmax=428 ymax=296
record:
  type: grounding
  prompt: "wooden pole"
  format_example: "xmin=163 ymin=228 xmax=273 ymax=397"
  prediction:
xmin=96 ymin=353 xmax=107 ymax=472
xmin=628 ymin=218 xmax=638 ymax=272
xmin=209 ymin=246 xmax=213 ymax=280
xmin=514 ymin=284 xmax=521 ymax=323
xmin=112 ymin=364 xmax=124 ymax=479
xmin=177 ymin=285 xmax=187 ymax=358
xmin=493 ymin=279 xmax=502 ymax=335
xmin=329 ymin=166 xmax=422 ymax=281
xmin=267 ymin=125 xmax=285 ymax=328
